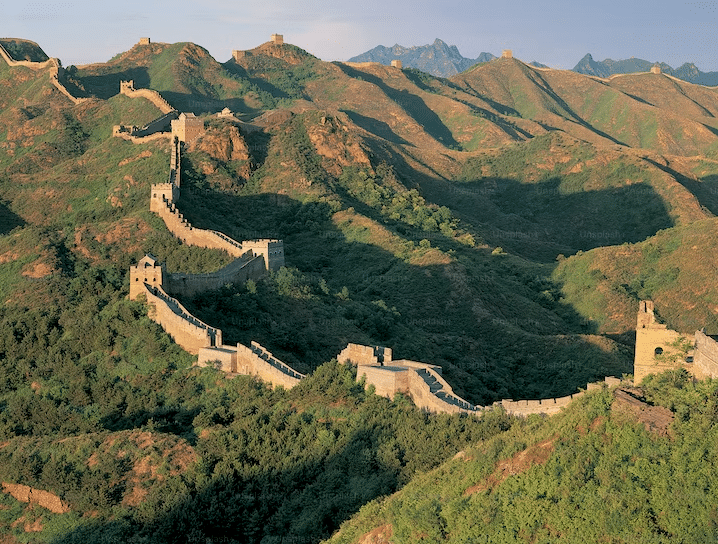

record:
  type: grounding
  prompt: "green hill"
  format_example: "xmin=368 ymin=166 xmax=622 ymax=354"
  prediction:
xmin=2 ymin=36 xmax=718 ymax=544
xmin=0 ymin=38 xmax=49 ymax=62
xmin=324 ymin=374 xmax=718 ymax=543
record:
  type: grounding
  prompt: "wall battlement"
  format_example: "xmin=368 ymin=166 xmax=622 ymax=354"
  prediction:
xmin=0 ymin=42 xmax=88 ymax=105
xmin=350 ymin=341 xmax=617 ymax=417
xmin=119 ymin=80 xmax=175 ymax=114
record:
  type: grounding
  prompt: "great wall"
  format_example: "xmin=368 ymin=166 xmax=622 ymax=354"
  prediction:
xmin=634 ymin=300 xmax=718 ymax=382
xmin=0 ymin=39 xmax=89 ymax=106
xmin=4 ymin=36 xmax=718 ymax=419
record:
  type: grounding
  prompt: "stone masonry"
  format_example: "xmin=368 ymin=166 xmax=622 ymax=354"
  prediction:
xmin=340 ymin=343 xmax=620 ymax=417
xmin=130 ymin=133 xmax=284 ymax=366
xmin=633 ymin=300 xmax=718 ymax=383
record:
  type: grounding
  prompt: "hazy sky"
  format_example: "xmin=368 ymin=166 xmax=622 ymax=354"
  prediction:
xmin=4 ymin=0 xmax=718 ymax=71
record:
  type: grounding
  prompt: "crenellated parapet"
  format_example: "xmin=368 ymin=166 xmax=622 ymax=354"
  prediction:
xmin=119 ymin=80 xmax=175 ymax=114
xmin=349 ymin=342 xmax=621 ymax=417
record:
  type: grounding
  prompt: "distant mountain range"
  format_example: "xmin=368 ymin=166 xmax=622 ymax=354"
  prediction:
xmin=348 ymin=39 xmax=496 ymax=77
xmin=349 ymin=41 xmax=718 ymax=85
xmin=572 ymin=53 xmax=718 ymax=86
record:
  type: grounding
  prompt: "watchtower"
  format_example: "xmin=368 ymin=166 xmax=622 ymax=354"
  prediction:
xmin=130 ymin=254 xmax=165 ymax=300
xmin=391 ymin=60 xmax=403 ymax=69
xmin=242 ymin=240 xmax=285 ymax=271
xmin=651 ymin=65 xmax=662 ymax=74
xmin=120 ymin=80 xmax=135 ymax=95
xmin=634 ymin=300 xmax=694 ymax=383
xmin=502 ymin=50 xmax=513 ymax=59
xmin=139 ymin=38 xmax=151 ymax=45
xmin=271 ymin=34 xmax=284 ymax=45
xmin=171 ymin=113 xmax=205 ymax=143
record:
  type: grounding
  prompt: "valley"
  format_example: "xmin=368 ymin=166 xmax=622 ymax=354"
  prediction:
xmin=1 ymin=35 xmax=718 ymax=543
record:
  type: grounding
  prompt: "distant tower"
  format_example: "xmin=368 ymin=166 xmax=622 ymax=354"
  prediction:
xmin=391 ymin=60 xmax=403 ymax=69
xmin=502 ymin=50 xmax=513 ymax=59
xmin=271 ymin=34 xmax=284 ymax=45
xmin=139 ymin=38 xmax=151 ymax=45
xmin=119 ymin=80 xmax=135 ymax=95
xmin=651 ymin=65 xmax=662 ymax=74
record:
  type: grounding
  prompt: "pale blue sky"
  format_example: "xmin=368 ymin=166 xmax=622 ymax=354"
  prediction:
xmin=3 ymin=0 xmax=718 ymax=71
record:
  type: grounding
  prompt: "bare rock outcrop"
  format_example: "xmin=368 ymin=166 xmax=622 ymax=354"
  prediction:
xmin=1 ymin=483 xmax=70 ymax=514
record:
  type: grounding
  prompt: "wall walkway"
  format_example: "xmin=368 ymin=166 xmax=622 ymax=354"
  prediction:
xmin=119 ymin=80 xmax=175 ymax=114
xmin=0 ymin=42 xmax=89 ymax=106
xmin=142 ymin=283 xmax=221 ymax=354
xmin=345 ymin=343 xmax=619 ymax=417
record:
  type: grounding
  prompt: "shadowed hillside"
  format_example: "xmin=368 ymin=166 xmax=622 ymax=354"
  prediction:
xmin=3 ymin=36 xmax=718 ymax=544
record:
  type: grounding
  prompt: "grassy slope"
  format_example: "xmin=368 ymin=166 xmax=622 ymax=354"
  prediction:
xmin=3 ymin=38 xmax=718 ymax=544
xmin=324 ymin=375 xmax=718 ymax=544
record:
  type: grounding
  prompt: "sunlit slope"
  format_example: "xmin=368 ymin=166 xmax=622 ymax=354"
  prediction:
xmin=453 ymin=58 xmax=718 ymax=157
xmin=74 ymin=40 xmax=326 ymax=113
xmin=323 ymin=379 xmax=718 ymax=544
xmin=554 ymin=216 xmax=718 ymax=334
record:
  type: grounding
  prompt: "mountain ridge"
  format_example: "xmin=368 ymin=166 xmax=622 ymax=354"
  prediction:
xmin=3 ymin=34 xmax=718 ymax=544
xmin=574 ymin=52 xmax=718 ymax=85
xmin=348 ymin=38 xmax=496 ymax=77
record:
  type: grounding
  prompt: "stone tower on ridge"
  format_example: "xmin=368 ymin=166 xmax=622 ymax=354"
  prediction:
xmin=129 ymin=254 xmax=165 ymax=300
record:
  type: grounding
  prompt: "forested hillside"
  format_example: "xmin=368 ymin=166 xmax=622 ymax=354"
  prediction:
xmin=1 ymin=36 xmax=718 ymax=543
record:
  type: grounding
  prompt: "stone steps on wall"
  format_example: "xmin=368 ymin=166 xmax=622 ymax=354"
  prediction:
xmin=148 ymin=284 xmax=216 ymax=334
xmin=250 ymin=342 xmax=305 ymax=380
xmin=415 ymin=367 xmax=480 ymax=412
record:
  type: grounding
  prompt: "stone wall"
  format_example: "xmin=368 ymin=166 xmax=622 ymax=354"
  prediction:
xmin=142 ymin=284 xmax=221 ymax=354
xmin=0 ymin=43 xmax=88 ymax=106
xmin=135 ymin=111 xmax=179 ymax=137
xmin=357 ymin=364 xmax=410 ymax=398
xmin=198 ymin=342 xmax=304 ymax=388
xmin=120 ymin=80 xmax=175 ymax=114
xmin=151 ymin=197 xmax=246 ymax=258
xmin=634 ymin=300 xmax=693 ymax=383
xmin=237 ymin=342 xmax=304 ymax=388
xmin=406 ymin=369 xmax=481 ymax=415
xmin=166 ymin=253 xmax=265 ymax=298
xmin=0 ymin=42 xmax=55 ymax=69
xmin=197 ymin=345 xmax=236 ymax=371
xmin=693 ymin=330 xmax=718 ymax=380
xmin=496 ymin=392 xmax=584 ymax=417
xmin=113 ymin=127 xmax=172 ymax=144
